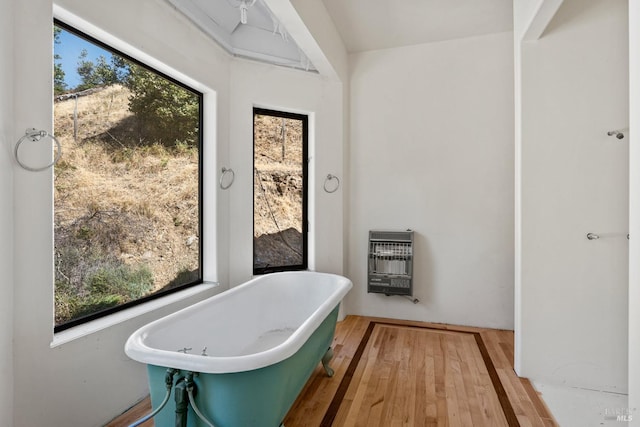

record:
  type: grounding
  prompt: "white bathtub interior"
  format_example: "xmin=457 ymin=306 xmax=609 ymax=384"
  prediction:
xmin=126 ymin=272 xmax=352 ymax=373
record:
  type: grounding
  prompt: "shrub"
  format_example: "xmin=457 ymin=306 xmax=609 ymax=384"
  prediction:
xmin=70 ymin=294 xmax=124 ymax=320
xmin=125 ymin=64 xmax=200 ymax=148
xmin=55 ymin=263 xmax=153 ymax=324
xmin=54 ymin=210 xmax=155 ymax=325
xmin=54 ymin=280 xmax=79 ymax=324
xmin=87 ymin=264 xmax=153 ymax=300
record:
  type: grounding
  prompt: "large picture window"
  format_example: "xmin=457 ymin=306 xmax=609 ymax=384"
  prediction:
xmin=53 ymin=20 xmax=203 ymax=331
xmin=253 ymin=108 xmax=308 ymax=274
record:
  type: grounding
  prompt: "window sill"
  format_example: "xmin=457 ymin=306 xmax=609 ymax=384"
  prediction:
xmin=51 ymin=282 xmax=220 ymax=348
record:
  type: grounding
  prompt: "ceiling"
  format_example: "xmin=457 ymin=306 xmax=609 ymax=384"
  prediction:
xmin=166 ymin=0 xmax=316 ymax=71
xmin=166 ymin=0 xmax=514 ymax=72
xmin=321 ymin=0 xmax=513 ymax=53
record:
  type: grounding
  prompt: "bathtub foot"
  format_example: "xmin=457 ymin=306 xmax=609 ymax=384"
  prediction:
xmin=321 ymin=347 xmax=334 ymax=377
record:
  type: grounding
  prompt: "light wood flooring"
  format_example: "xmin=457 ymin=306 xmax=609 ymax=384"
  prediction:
xmin=106 ymin=316 xmax=556 ymax=427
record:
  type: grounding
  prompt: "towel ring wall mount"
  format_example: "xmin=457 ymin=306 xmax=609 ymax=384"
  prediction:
xmin=323 ymin=174 xmax=340 ymax=193
xmin=14 ymin=128 xmax=62 ymax=172
xmin=219 ymin=167 xmax=235 ymax=190
xmin=586 ymin=232 xmax=629 ymax=240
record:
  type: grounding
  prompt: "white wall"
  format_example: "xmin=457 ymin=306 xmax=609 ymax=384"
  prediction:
xmin=514 ymin=0 xmax=565 ymax=376
xmin=11 ymin=0 xmax=232 ymax=425
xmin=518 ymin=0 xmax=629 ymax=392
xmin=513 ymin=0 xmax=536 ymax=376
xmin=228 ymin=58 xmax=345 ymax=286
xmin=0 ymin=0 xmax=14 ymax=424
xmin=226 ymin=0 xmax=347 ymax=288
xmin=274 ymin=0 xmax=351 ymax=278
xmin=629 ymin=0 xmax=640 ymax=422
xmin=345 ymin=32 xmax=515 ymax=330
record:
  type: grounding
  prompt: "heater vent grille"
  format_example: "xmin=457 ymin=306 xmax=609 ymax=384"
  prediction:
xmin=367 ymin=230 xmax=414 ymax=296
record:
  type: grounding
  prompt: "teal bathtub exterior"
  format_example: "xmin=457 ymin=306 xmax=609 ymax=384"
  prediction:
xmin=146 ymin=305 xmax=340 ymax=427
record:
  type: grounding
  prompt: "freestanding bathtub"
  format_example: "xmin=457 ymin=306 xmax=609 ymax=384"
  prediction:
xmin=125 ymin=271 xmax=352 ymax=427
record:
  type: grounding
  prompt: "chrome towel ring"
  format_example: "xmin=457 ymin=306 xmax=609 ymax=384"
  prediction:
xmin=323 ymin=174 xmax=340 ymax=193
xmin=219 ymin=167 xmax=235 ymax=190
xmin=14 ymin=128 xmax=62 ymax=172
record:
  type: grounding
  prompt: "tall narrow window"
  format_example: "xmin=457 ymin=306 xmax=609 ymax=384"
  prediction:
xmin=53 ymin=21 xmax=203 ymax=331
xmin=253 ymin=108 xmax=308 ymax=274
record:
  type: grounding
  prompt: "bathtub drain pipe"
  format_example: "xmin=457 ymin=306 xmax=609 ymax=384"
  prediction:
xmin=174 ymin=377 xmax=189 ymax=427
xmin=185 ymin=372 xmax=217 ymax=427
xmin=128 ymin=368 xmax=177 ymax=427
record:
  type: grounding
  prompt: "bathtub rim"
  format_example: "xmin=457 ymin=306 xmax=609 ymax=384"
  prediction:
xmin=124 ymin=271 xmax=352 ymax=373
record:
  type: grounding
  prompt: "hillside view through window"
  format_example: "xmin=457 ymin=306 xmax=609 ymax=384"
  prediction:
xmin=253 ymin=108 xmax=308 ymax=274
xmin=53 ymin=21 xmax=202 ymax=330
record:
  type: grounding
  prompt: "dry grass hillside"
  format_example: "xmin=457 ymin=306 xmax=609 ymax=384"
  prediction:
xmin=54 ymin=85 xmax=199 ymax=324
xmin=54 ymin=85 xmax=304 ymax=323
xmin=253 ymin=114 xmax=304 ymax=269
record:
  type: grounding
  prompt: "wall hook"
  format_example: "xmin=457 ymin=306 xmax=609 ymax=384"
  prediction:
xmin=607 ymin=129 xmax=627 ymax=139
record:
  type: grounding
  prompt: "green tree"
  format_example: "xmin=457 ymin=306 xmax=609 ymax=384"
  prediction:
xmin=124 ymin=63 xmax=199 ymax=147
xmin=53 ymin=27 xmax=67 ymax=95
xmin=76 ymin=49 xmax=96 ymax=90
xmin=76 ymin=49 xmax=127 ymax=91
xmin=69 ymin=43 xmax=199 ymax=148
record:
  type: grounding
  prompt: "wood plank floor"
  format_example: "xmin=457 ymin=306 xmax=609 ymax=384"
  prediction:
xmin=106 ymin=316 xmax=557 ymax=427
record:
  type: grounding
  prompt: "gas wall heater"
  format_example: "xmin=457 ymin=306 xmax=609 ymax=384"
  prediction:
xmin=368 ymin=230 xmax=414 ymax=296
